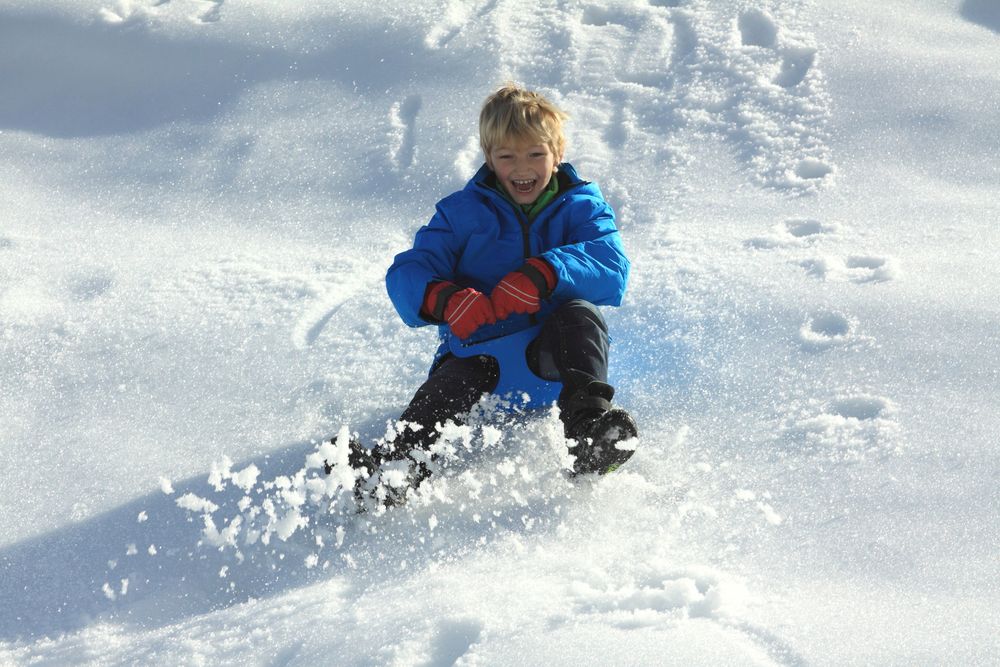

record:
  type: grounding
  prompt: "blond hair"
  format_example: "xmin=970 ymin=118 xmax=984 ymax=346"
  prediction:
xmin=479 ymin=83 xmax=569 ymax=161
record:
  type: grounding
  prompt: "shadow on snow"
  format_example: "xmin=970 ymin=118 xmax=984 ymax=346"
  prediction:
xmin=0 ymin=9 xmax=473 ymax=138
xmin=0 ymin=410 xmax=577 ymax=643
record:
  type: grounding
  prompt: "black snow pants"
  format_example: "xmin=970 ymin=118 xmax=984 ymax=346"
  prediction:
xmin=396 ymin=299 xmax=610 ymax=450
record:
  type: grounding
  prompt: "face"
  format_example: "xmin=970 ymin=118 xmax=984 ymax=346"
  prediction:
xmin=488 ymin=139 xmax=562 ymax=205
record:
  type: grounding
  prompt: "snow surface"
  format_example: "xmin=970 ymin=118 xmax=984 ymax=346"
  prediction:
xmin=2 ymin=0 xmax=999 ymax=664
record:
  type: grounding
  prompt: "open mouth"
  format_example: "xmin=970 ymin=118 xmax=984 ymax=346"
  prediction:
xmin=511 ymin=178 xmax=537 ymax=194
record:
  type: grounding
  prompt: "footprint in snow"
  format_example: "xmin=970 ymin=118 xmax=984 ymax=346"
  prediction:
xmin=827 ymin=395 xmax=895 ymax=421
xmin=580 ymin=4 xmax=676 ymax=90
xmin=781 ymin=394 xmax=900 ymax=462
xmin=99 ymin=0 xmax=222 ymax=26
xmin=424 ymin=0 xmax=496 ymax=49
xmin=580 ymin=5 xmax=631 ymax=28
xmin=736 ymin=8 xmax=816 ymax=89
xmin=382 ymin=618 xmax=483 ymax=666
xmin=192 ymin=0 xmax=223 ymax=24
xmin=67 ymin=271 xmax=116 ymax=302
xmin=624 ymin=15 xmax=676 ymax=90
xmin=569 ymin=554 xmax=810 ymax=664
xmin=776 ymin=44 xmax=818 ymax=88
xmin=573 ymin=2 xmax=679 ymax=158
xmin=745 ymin=218 xmax=839 ymax=249
xmin=793 ymin=157 xmax=833 ymax=180
xmin=570 ymin=562 xmax=743 ymax=625
xmin=729 ymin=8 xmax=833 ymax=189
xmin=427 ymin=619 xmax=484 ymax=665
xmin=798 ymin=311 xmax=867 ymax=351
xmin=800 ymin=254 xmax=898 ymax=283
xmin=389 ymin=95 xmax=422 ymax=172
xmin=738 ymin=8 xmax=779 ymax=48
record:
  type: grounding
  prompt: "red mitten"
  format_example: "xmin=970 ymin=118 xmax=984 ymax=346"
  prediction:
xmin=423 ymin=281 xmax=496 ymax=339
xmin=490 ymin=257 xmax=558 ymax=320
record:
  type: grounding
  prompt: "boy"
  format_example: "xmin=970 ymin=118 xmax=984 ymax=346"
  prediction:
xmin=336 ymin=84 xmax=637 ymax=503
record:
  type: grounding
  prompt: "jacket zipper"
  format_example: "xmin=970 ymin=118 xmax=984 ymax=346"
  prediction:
xmin=512 ymin=207 xmax=532 ymax=260
xmin=492 ymin=186 xmax=577 ymax=327
xmin=509 ymin=206 xmax=538 ymax=325
xmin=474 ymin=175 xmax=591 ymax=326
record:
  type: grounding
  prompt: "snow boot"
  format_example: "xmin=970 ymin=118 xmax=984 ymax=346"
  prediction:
xmin=561 ymin=381 xmax=639 ymax=476
xmin=323 ymin=436 xmax=384 ymax=509
xmin=367 ymin=451 xmax=431 ymax=508
xmin=323 ymin=436 xmax=379 ymax=477
xmin=325 ymin=436 xmax=430 ymax=510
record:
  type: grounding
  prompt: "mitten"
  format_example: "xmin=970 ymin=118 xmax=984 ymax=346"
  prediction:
xmin=423 ymin=281 xmax=496 ymax=339
xmin=489 ymin=257 xmax=557 ymax=320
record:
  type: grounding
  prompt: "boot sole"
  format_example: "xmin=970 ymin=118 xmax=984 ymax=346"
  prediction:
xmin=572 ymin=409 xmax=639 ymax=476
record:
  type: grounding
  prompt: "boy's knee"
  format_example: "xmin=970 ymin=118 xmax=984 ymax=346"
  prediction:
xmin=552 ymin=299 xmax=608 ymax=333
xmin=431 ymin=354 xmax=500 ymax=392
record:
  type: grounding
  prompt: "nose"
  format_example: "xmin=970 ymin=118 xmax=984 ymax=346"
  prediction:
xmin=513 ymin=154 xmax=532 ymax=172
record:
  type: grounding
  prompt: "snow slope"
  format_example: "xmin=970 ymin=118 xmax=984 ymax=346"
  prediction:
xmin=1 ymin=0 xmax=998 ymax=664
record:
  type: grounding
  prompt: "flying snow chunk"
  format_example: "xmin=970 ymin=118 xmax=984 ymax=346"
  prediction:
xmin=231 ymin=464 xmax=260 ymax=492
xmin=202 ymin=514 xmax=243 ymax=548
xmin=758 ymin=502 xmax=784 ymax=525
xmin=176 ymin=493 xmax=219 ymax=514
xmin=159 ymin=477 xmax=175 ymax=495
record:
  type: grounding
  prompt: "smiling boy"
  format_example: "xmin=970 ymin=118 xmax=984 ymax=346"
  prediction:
xmin=342 ymin=84 xmax=637 ymax=504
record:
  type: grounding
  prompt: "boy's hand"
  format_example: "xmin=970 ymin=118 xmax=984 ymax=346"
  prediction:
xmin=423 ymin=282 xmax=496 ymax=339
xmin=490 ymin=257 xmax=558 ymax=320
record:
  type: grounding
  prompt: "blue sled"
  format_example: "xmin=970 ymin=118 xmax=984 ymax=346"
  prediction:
xmin=447 ymin=324 xmax=562 ymax=409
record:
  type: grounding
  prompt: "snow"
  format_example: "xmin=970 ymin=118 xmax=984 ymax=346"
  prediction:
xmin=2 ymin=0 xmax=999 ymax=665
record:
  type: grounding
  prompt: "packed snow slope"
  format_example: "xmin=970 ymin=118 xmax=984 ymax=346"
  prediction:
xmin=2 ymin=0 xmax=998 ymax=665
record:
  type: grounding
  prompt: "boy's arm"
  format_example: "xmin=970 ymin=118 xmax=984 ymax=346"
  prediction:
xmin=540 ymin=196 xmax=631 ymax=307
xmin=385 ymin=203 xmax=465 ymax=328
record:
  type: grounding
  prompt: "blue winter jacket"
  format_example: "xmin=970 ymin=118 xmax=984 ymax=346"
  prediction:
xmin=386 ymin=163 xmax=630 ymax=365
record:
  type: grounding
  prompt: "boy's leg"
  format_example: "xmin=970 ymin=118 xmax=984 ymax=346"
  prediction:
xmin=395 ymin=353 xmax=500 ymax=452
xmin=348 ymin=353 xmax=498 ymax=507
xmin=328 ymin=354 xmax=497 ymax=508
xmin=527 ymin=298 xmax=610 ymax=400
xmin=528 ymin=299 xmax=638 ymax=475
